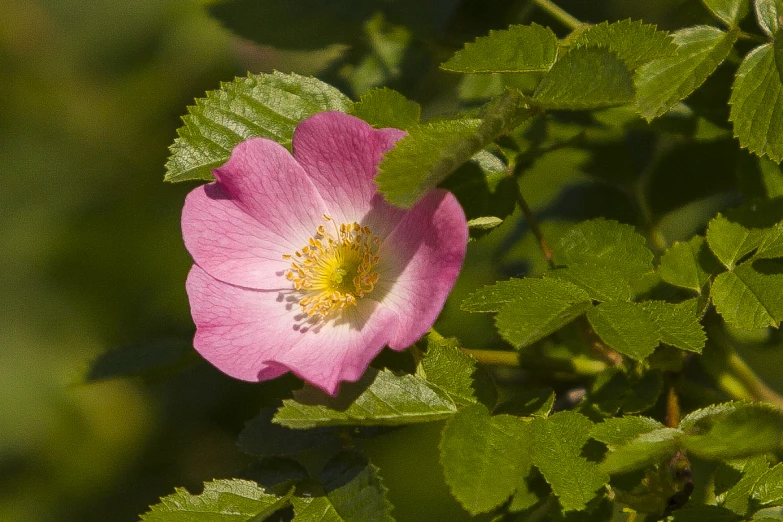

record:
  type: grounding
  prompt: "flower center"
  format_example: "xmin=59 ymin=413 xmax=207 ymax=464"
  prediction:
xmin=284 ymin=215 xmax=380 ymax=319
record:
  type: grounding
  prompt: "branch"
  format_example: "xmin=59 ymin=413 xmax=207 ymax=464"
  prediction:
xmin=531 ymin=0 xmax=584 ymax=31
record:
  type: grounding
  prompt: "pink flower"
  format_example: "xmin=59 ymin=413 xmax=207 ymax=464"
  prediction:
xmin=182 ymin=111 xmax=467 ymax=395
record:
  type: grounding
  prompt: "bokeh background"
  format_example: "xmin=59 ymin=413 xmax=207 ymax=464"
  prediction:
xmin=4 ymin=1 xmax=782 ymax=520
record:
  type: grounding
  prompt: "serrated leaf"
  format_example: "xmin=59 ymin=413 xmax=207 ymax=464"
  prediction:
xmin=707 ymin=214 xmax=769 ymax=268
xmin=533 ymin=47 xmax=635 ymax=110
xmin=571 ymin=19 xmax=677 ymax=70
xmin=587 ymin=300 xmax=706 ymax=360
xmin=349 ymin=88 xmax=420 ymax=130
xmin=315 ymin=451 xmax=394 ymax=522
xmin=588 ymin=369 xmax=664 ymax=415
xmin=417 ymin=335 xmax=477 ymax=406
xmin=141 ymin=479 xmax=291 ymax=521
xmin=703 ymin=0 xmax=751 ymax=25
xmin=635 ymin=26 xmax=739 ymax=120
xmin=529 ymin=411 xmax=608 ymax=511
xmin=720 ymin=455 xmax=770 ymax=514
xmin=681 ymin=402 xmax=783 ymax=459
xmin=441 ymin=23 xmax=557 ymax=73
xmin=166 ymin=72 xmax=351 ymax=182
xmin=376 ymin=90 xmax=536 ymax=207
xmin=555 ymin=219 xmax=655 ymax=284
xmin=755 ymin=0 xmax=782 ymax=36
xmin=546 ymin=265 xmax=632 ymax=301
xmin=292 ymin=496 xmax=344 ymax=522
xmin=467 ymin=216 xmax=504 ymax=230
xmin=237 ymin=409 xmax=338 ymax=457
xmin=590 ymin=416 xmax=665 ymax=448
xmin=494 ymin=388 xmax=555 ymax=418
xmin=754 ymin=463 xmax=783 ymax=505
xmin=439 ymin=404 xmax=532 ymax=514
xmin=273 ymin=368 xmax=458 ymax=429
xmin=729 ymin=42 xmax=783 ymax=163
xmin=658 ymin=236 xmax=722 ymax=293
xmin=463 ymin=278 xmax=592 ymax=347
xmin=712 ymin=261 xmax=783 ymax=329
xmin=599 ymin=427 xmax=682 ymax=475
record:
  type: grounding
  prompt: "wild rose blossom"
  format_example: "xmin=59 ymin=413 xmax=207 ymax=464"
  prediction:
xmin=182 ymin=111 xmax=467 ymax=395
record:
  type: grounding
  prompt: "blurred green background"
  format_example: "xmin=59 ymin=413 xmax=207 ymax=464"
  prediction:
xmin=4 ymin=0 xmax=783 ymax=520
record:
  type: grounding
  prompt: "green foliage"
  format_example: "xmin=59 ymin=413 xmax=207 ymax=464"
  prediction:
xmin=462 ymin=277 xmax=592 ymax=348
xmin=416 ymin=335 xmax=478 ymax=407
xmin=532 ymin=47 xmax=635 ymax=110
xmin=349 ymin=87 xmax=420 ymax=129
xmin=658 ymin=236 xmax=721 ymax=293
xmin=166 ymin=72 xmax=351 ymax=182
xmin=599 ymin=427 xmax=682 ymax=474
xmin=440 ymin=23 xmax=557 ymax=73
xmin=590 ymin=416 xmax=665 ymax=448
xmin=439 ymin=404 xmax=531 ymax=514
xmin=635 ymin=26 xmax=738 ymax=120
xmin=755 ymin=0 xmax=782 ymax=36
xmin=712 ymin=262 xmax=783 ymax=329
xmin=729 ymin=42 xmax=783 ymax=163
xmin=528 ymin=411 xmax=608 ymax=511
xmin=586 ymin=300 xmax=706 ymax=360
xmin=707 ymin=214 xmax=768 ymax=269
xmin=237 ymin=408 xmax=337 ymax=457
xmin=702 ymin=0 xmax=751 ymax=25
xmin=141 ymin=479 xmax=292 ymax=521
xmin=376 ymin=90 xmax=535 ymax=207
xmin=571 ymin=19 xmax=677 ymax=71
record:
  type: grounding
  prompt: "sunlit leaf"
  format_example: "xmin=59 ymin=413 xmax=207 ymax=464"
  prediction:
xmin=658 ymin=236 xmax=721 ymax=293
xmin=349 ymin=87 xmax=420 ymax=129
xmin=590 ymin=416 xmax=665 ymax=448
xmin=599 ymin=427 xmax=682 ymax=475
xmin=712 ymin=261 xmax=783 ymax=329
xmin=417 ymin=335 xmax=477 ymax=406
xmin=703 ymin=0 xmax=751 ymax=25
xmin=755 ymin=0 xmax=782 ymax=36
xmin=571 ymin=19 xmax=677 ymax=70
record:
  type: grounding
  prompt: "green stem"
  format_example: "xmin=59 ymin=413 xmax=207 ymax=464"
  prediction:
xmin=737 ymin=30 xmax=767 ymax=44
xmin=511 ymin=175 xmax=556 ymax=268
xmin=531 ymin=0 xmax=583 ymax=30
xmin=725 ymin=350 xmax=783 ymax=407
xmin=462 ymin=348 xmax=521 ymax=366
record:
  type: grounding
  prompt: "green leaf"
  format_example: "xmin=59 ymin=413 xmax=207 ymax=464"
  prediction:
xmin=165 ymin=72 xmax=351 ymax=182
xmin=590 ymin=416 xmax=665 ymax=448
xmin=237 ymin=408 xmax=338 ymax=457
xmin=533 ymin=47 xmax=635 ymax=110
xmin=141 ymin=479 xmax=291 ymax=521
xmin=376 ymin=90 xmax=536 ymax=207
xmin=707 ymin=214 xmax=768 ymax=269
xmin=529 ymin=411 xmax=608 ymax=511
xmin=417 ymin=335 xmax=477 ymax=406
xmin=658 ymin=236 xmax=722 ymax=293
xmin=554 ymin=219 xmax=655 ymax=288
xmin=681 ymin=402 xmax=783 ymax=459
xmin=754 ymin=463 xmax=783 ymax=505
xmin=467 ymin=216 xmax=504 ymax=230
xmin=635 ymin=26 xmax=739 ymax=120
xmin=349 ymin=88 xmax=420 ymax=130
xmin=273 ymin=368 xmax=458 ymax=429
xmin=599 ymin=427 xmax=682 ymax=475
xmin=316 ymin=451 xmax=394 ymax=522
xmin=440 ymin=23 xmax=557 ymax=73
xmin=292 ymin=496 xmax=344 ymax=522
xmin=587 ymin=300 xmax=706 ymax=360
xmin=84 ymin=339 xmax=192 ymax=382
xmin=729 ymin=42 xmax=783 ymax=163
xmin=571 ymin=19 xmax=677 ymax=70
xmin=703 ymin=0 xmax=751 ymax=25
xmin=495 ymin=388 xmax=555 ymax=418
xmin=720 ymin=455 xmax=770 ymax=514
xmin=462 ymin=278 xmax=592 ymax=348
xmin=760 ymin=157 xmax=783 ymax=198
xmin=588 ymin=369 xmax=664 ymax=415
xmin=712 ymin=261 xmax=783 ymax=329
xmin=755 ymin=0 xmax=782 ymax=36
xmin=668 ymin=505 xmax=743 ymax=522
xmin=439 ymin=404 xmax=532 ymax=514
xmin=546 ymin=265 xmax=632 ymax=302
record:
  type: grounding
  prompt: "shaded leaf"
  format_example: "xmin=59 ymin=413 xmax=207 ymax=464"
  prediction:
xmin=668 ymin=505 xmax=743 ymax=522
xmin=141 ymin=479 xmax=290 ymax=521
xmin=720 ymin=455 xmax=770 ymax=514
xmin=349 ymin=88 xmax=420 ymax=130
xmin=658 ymin=236 xmax=722 ymax=293
xmin=712 ymin=261 xmax=783 ymax=329
xmin=494 ymin=388 xmax=555 ymax=418
xmin=729 ymin=42 xmax=783 ymax=163
xmin=439 ymin=404 xmax=532 ymax=514
xmin=316 ymin=451 xmax=394 ymax=522
xmin=237 ymin=408 xmax=338 ymax=457
xmin=587 ymin=300 xmax=706 ymax=360
xmin=636 ymin=26 xmax=739 ymax=120
xmin=571 ymin=19 xmax=677 ymax=70
xmin=533 ymin=47 xmax=635 ymax=110
xmin=84 ymin=339 xmax=192 ymax=382
xmin=754 ymin=463 xmax=783 ymax=506
xmin=707 ymin=214 xmax=768 ymax=269
xmin=441 ymin=23 xmax=557 ymax=73
xmin=166 ymin=72 xmax=350 ymax=182
xmin=590 ymin=416 xmax=665 ymax=448
xmin=703 ymin=0 xmax=751 ymax=25
xmin=599 ymin=427 xmax=682 ymax=475
xmin=529 ymin=411 xmax=608 ymax=511
xmin=376 ymin=90 xmax=536 ymax=207
xmin=588 ymin=369 xmax=664 ymax=415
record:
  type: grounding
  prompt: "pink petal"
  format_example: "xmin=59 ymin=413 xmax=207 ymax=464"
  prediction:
xmin=292 ymin=112 xmax=407 ymax=237
xmin=182 ymin=138 xmax=329 ymax=289
xmin=187 ymin=265 xmax=399 ymax=395
xmin=374 ymin=189 xmax=468 ymax=350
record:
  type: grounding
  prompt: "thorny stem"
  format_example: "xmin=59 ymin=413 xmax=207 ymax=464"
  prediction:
xmin=531 ymin=0 xmax=583 ymax=31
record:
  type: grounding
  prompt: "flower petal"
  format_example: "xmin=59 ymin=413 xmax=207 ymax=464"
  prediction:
xmin=187 ymin=265 xmax=399 ymax=395
xmin=183 ymin=137 xmax=329 ymax=289
xmin=374 ymin=189 xmax=468 ymax=350
xmin=292 ymin=112 xmax=407 ymax=237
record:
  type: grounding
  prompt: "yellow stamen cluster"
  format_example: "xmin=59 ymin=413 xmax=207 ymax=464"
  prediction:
xmin=284 ymin=215 xmax=380 ymax=320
